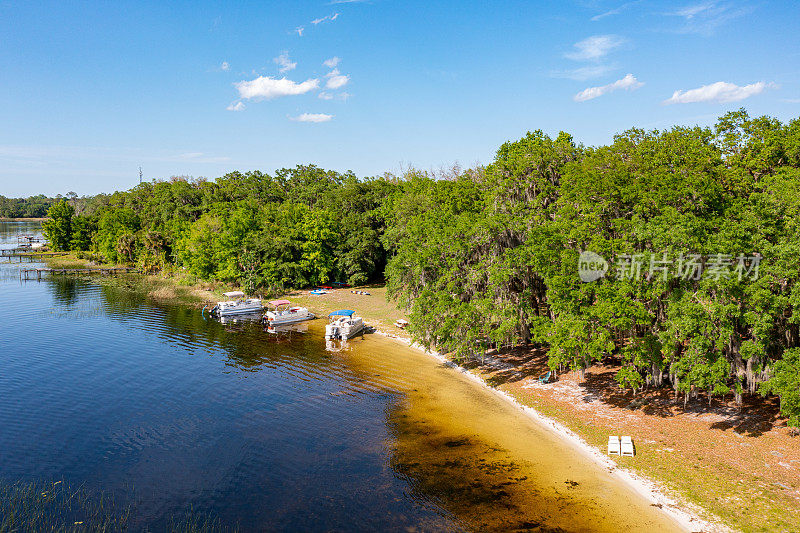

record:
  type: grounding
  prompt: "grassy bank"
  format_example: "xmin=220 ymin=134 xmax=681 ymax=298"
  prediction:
xmin=42 ymin=252 xmax=232 ymax=307
xmin=282 ymin=285 xmax=410 ymax=336
xmin=0 ymin=217 xmax=48 ymax=221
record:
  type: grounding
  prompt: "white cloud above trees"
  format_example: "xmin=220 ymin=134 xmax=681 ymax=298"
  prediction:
xmin=664 ymin=81 xmax=770 ymax=104
xmin=574 ymin=73 xmax=643 ymax=102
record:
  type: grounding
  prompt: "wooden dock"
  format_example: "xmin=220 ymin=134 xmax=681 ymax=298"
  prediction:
xmin=20 ymin=267 xmax=138 ymax=280
xmin=3 ymin=252 xmax=67 ymax=263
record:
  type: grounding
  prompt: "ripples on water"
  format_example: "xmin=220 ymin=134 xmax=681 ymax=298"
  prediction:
xmin=0 ymin=222 xmax=459 ymax=531
xmin=0 ymin=222 xmax=682 ymax=532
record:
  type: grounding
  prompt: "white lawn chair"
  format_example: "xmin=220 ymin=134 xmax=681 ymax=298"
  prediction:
xmin=621 ymin=436 xmax=635 ymax=457
xmin=607 ymin=435 xmax=620 ymax=455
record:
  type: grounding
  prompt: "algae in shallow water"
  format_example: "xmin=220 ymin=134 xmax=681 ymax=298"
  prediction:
xmin=343 ymin=333 xmax=684 ymax=532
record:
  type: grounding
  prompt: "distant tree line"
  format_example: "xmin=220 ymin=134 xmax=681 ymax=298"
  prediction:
xmin=0 ymin=192 xmax=106 ymax=218
xmin=0 ymin=194 xmax=57 ymax=218
xmin=39 ymin=109 xmax=800 ymax=427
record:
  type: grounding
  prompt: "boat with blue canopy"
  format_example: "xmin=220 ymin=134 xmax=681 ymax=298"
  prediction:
xmin=325 ymin=309 xmax=364 ymax=339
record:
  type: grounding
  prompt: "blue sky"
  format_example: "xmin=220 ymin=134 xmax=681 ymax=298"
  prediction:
xmin=1 ymin=0 xmax=798 ymax=196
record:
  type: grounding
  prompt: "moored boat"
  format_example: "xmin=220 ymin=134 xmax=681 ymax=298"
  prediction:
xmin=262 ymin=299 xmax=315 ymax=325
xmin=325 ymin=309 xmax=364 ymax=340
xmin=209 ymin=291 xmax=263 ymax=316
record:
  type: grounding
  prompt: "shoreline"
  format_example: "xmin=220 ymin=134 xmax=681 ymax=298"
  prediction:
xmin=374 ymin=329 xmax=725 ymax=533
xmin=27 ymin=259 xmax=765 ymax=530
xmin=11 ymin=255 xmax=708 ymax=531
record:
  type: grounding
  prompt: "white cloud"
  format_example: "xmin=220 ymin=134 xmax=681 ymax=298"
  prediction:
xmin=591 ymin=1 xmax=640 ymax=21
xmin=312 ymin=12 xmax=340 ymax=24
xmin=273 ymin=51 xmax=296 ymax=73
xmin=295 ymin=26 xmax=304 ymax=36
xmin=226 ymin=101 xmax=245 ymax=111
xmin=235 ymin=76 xmax=320 ymax=100
xmin=668 ymin=2 xmax=751 ymax=35
xmin=291 ymin=113 xmax=333 ymax=123
xmin=221 ymin=61 xmax=230 ymax=71
xmin=675 ymin=1 xmax=716 ymax=18
xmin=318 ymin=91 xmax=350 ymax=101
xmin=664 ymin=81 xmax=769 ymax=104
xmin=323 ymin=56 xmax=340 ymax=68
xmin=551 ymin=64 xmax=616 ymax=81
xmin=574 ymin=73 xmax=643 ymax=102
xmin=566 ymin=35 xmax=626 ymax=61
xmin=325 ymin=68 xmax=349 ymax=89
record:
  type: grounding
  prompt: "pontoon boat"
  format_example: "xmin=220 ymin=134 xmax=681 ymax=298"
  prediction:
xmin=209 ymin=291 xmax=263 ymax=316
xmin=325 ymin=309 xmax=364 ymax=340
xmin=262 ymin=299 xmax=315 ymax=325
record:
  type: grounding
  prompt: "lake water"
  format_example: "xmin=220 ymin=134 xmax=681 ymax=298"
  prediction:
xmin=0 ymin=221 xmax=682 ymax=531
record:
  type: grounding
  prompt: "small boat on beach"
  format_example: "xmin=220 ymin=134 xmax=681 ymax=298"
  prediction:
xmin=325 ymin=309 xmax=364 ymax=340
xmin=209 ymin=291 xmax=263 ymax=317
xmin=262 ymin=299 xmax=315 ymax=325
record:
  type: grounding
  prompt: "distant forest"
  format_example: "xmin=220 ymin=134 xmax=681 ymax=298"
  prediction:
xmin=24 ymin=108 xmax=800 ymax=427
xmin=0 ymin=194 xmax=57 ymax=218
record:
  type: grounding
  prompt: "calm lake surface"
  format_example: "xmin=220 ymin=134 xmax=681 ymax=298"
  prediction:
xmin=0 ymin=221 xmax=682 ymax=532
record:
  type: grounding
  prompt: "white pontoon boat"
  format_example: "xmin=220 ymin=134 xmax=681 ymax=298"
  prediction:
xmin=325 ymin=309 xmax=364 ymax=340
xmin=262 ymin=299 xmax=315 ymax=325
xmin=209 ymin=291 xmax=263 ymax=316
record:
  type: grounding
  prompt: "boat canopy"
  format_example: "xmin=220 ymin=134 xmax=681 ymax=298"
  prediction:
xmin=223 ymin=291 xmax=245 ymax=298
xmin=329 ymin=309 xmax=355 ymax=317
xmin=268 ymin=299 xmax=292 ymax=306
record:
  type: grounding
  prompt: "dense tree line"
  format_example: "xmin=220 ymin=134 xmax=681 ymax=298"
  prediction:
xmin=0 ymin=194 xmax=57 ymax=218
xmin=42 ymin=167 xmax=396 ymax=292
xmin=384 ymin=109 xmax=800 ymax=427
xmin=38 ymin=109 xmax=800 ymax=427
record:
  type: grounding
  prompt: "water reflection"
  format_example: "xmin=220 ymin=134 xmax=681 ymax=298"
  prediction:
xmin=0 ymin=221 xmax=681 ymax=532
xmin=325 ymin=338 xmax=349 ymax=353
xmin=215 ymin=312 xmax=263 ymax=326
xmin=47 ymin=276 xmax=80 ymax=305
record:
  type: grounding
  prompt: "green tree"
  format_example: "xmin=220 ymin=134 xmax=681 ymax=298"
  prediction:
xmin=760 ymin=348 xmax=800 ymax=429
xmin=41 ymin=200 xmax=74 ymax=251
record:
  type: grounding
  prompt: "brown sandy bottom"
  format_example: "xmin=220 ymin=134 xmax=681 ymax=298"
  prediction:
xmin=467 ymin=346 xmax=800 ymax=531
xmin=339 ymin=333 xmax=684 ymax=532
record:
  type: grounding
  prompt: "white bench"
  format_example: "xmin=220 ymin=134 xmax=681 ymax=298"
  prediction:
xmin=621 ymin=435 xmax=635 ymax=457
xmin=607 ymin=435 xmax=620 ymax=455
